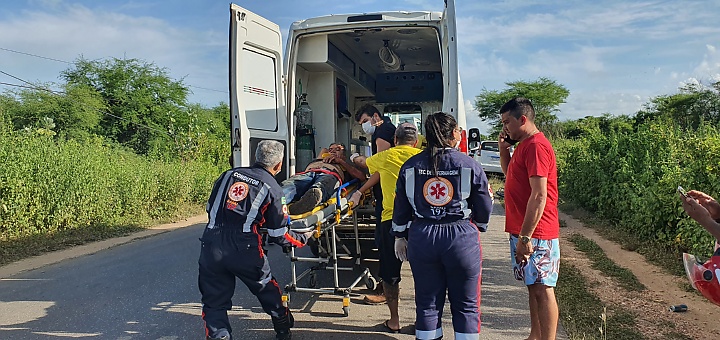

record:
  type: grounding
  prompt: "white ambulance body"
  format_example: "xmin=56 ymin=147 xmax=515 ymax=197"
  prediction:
xmin=229 ymin=1 xmax=467 ymax=180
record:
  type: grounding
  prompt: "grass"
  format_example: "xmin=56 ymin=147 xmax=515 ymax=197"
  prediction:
xmin=568 ymin=233 xmax=646 ymax=292
xmin=0 ymin=224 xmax=143 ymax=267
xmin=560 ymin=202 xmax=686 ymax=278
xmin=556 ymin=262 xmax=644 ymax=340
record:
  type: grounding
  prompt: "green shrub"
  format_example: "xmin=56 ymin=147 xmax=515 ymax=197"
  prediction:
xmin=0 ymin=131 xmax=219 ymax=240
xmin=555 ymin=120 xmax=718 ymax=256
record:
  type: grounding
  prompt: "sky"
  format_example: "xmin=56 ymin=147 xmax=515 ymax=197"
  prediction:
xmin=1 ymin=0 xmax=719 ymax=134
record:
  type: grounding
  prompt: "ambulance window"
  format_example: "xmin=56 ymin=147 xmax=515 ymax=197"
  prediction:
xmin=384 ymin=104 xmax=422 ymax=131
xmin=241 ymin=49 xmax=279 ymax=131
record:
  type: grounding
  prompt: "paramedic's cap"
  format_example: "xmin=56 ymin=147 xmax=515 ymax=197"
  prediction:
xmin=395 ymin=123 xmax=418 ymax=142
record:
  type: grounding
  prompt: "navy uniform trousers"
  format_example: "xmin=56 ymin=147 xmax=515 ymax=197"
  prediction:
xmin=199 ymin=230 xmax=288 ymax=338
xmin=408 ymin=220 xmax=482 ymax=340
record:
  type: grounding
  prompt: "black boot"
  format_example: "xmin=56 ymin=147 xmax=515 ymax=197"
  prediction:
xmin=272 ymin=310 xmax=294 ymax=340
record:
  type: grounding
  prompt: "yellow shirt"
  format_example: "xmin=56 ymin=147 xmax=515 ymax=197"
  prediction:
xmin=416 ymin=134 xmax=428 ymax=149
xmin=366 ymin=145 xmax=422 ymax=222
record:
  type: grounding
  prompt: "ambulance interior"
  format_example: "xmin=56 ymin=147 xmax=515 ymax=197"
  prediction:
xmin=291 ymin=26 xmax=443 ymax=170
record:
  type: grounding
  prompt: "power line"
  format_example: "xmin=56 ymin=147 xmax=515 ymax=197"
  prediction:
xmin=1 ymin=46 xmax=229 ymax=94
xmin=0 ymin=71 xmax=171 ymax=138
xmin=0 ymin=47 xmax=72 ymax=64
xmin=0 ymin=81 xmax=59 ymax=92
xmin=188 ymin=85 xmax=228 ymax=94
xmin=0 ymin=70 xmax=59 ymax=93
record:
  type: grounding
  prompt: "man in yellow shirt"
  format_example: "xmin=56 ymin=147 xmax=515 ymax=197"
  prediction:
xmin=349 ymin=123 xmax=422 ymax=333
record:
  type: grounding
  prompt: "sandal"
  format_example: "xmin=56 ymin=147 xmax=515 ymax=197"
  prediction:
xmin=382 ymin=320 xmax=400 ymax=333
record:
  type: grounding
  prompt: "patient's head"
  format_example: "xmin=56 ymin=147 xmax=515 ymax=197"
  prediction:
xmin=328 ymin=143 xmax=346 ymax=158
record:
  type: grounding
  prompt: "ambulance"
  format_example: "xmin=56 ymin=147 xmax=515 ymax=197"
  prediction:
xmin=229 ymin=1 xmax=468 ymax=179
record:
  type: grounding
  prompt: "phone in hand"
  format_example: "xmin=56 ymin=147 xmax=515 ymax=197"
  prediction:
xmin=677 ymin=186 xmax=689 ymax=199
xmin=501 ymin=132 xmax=518 ymax=146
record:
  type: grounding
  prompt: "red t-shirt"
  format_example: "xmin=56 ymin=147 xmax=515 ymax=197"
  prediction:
xmin=504 ymin=132 xmax=559 ymax=239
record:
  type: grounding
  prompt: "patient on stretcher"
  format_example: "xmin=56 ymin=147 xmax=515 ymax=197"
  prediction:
xmin=282 ymin=143 xmax=365 ymax=215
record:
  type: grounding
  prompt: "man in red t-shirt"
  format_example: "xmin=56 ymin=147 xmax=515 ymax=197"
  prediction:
xmin=499 ymin=97 xmax=560 ymax=340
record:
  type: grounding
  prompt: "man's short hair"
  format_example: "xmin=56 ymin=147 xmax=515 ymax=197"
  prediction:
xmin=500 ymin=97 xmax=536 ymax=121
xmin=355 ymin=104 xmax=381 ymax=122
xmin=255 ymin=140 xmax=284 ymax=168
xmin=395 ymin=123 xmax=418 ymax=145
xmin=329 ymin=143 xmax=346 ymax=155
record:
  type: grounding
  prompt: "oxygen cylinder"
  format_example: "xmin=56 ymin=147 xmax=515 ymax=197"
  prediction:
xmin=294 ymin=93 xmax=314 ymax=170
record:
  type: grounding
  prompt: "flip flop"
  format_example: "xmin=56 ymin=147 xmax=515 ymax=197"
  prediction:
xmin=382 ymin=320 xmax=400 ymax=333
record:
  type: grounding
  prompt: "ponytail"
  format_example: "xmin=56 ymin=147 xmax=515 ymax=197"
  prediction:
xmin=423 ymin=112 xmax=458 ymax=177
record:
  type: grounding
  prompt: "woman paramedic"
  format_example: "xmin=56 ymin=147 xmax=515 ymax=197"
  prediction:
xmin=391 ymin=112 xmax=493 ymax=340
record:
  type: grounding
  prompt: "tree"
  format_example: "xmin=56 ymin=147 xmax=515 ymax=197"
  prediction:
xmin=1 ymin=83 xmax=105 ymax=139
xmin=636 ymin=81 xmax=720 ymax=130
xmin=61 ymin=57 xmax=190 ymax=155
xmin=474 ymin=77 xmax=569 ymax=135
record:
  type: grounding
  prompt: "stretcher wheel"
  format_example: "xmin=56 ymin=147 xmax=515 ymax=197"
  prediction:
xmin=309 ymin=272 xmax=317 ymax=288
xmin=364 ymin=275 xmax=378 ymax=291
xmin=342 ymin=306 xmax=350 ymax=317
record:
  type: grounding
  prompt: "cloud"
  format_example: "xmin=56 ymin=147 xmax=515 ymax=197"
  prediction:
xmin=464 ymin=99 xmax=493 ymax=135
xmin=457 ymin=1 xmax=720 ymax=48
xmin=559 ymin=91 xmax=649 ymax=120
xmin=691 ymin=44 xmax=720 ymax=83
xmin=0 ymin=3 xmax=228 ymax=105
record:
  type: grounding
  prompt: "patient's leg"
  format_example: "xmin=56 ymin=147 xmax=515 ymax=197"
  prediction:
xmin=287 ymin=174 xmax=338 ymax=215
xmin=281 ymin=172 xmax=316 ymax=202
xmin=314 ymin=175 xmax=341 ymax=202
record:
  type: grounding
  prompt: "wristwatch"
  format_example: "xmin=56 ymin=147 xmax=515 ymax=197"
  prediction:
xmin=519 ymin=235 xmax=531 ymax=244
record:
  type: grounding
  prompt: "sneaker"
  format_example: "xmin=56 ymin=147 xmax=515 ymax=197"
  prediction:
xmin=289 ymin=188 xmax=323 ymax=215
xmin=207 ymin=336 xmax=230 ymax=340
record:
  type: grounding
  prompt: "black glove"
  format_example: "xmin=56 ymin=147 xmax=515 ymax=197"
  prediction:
xmin=282 ymin=245 xmax=293 ymax=254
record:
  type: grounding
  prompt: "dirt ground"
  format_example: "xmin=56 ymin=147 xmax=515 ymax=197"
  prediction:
xmin=559 ymin=212 xmax=720 ymax=340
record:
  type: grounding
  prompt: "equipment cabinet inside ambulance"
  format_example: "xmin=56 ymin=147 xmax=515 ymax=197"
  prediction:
xmin=229 ymin=1 xmax=467 ymax=184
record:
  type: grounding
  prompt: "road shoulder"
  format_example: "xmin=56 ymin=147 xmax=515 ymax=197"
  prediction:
xmin=0 ymin=215 xmax=207 ymax=279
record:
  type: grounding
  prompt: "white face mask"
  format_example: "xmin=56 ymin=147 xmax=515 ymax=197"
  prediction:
xmin=455 ymin=140 xmax=461 ymax=149
xmin=362 ymin=120 xmax=376 ymax=135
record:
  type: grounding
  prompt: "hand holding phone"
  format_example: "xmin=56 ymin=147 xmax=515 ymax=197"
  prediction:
xmin=500 ymin=132 xmax=518 ymax=146
xmin=677 ymin=186 xmax=689 ymax=199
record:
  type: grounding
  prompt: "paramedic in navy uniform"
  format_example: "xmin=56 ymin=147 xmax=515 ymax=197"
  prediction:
xmin=198 ymin=140 xmax=314 ymax=340
xmin=392 ymin=112 xmax=493 ymax=340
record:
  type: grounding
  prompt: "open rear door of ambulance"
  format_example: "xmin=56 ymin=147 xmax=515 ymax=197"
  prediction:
xmin=440 ymin=0 xmax=462 ymax=122
xmin=229 ymin=4 xmax=289 ymax=180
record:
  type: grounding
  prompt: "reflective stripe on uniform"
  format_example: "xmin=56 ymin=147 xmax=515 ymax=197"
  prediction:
xmin=266 ymin=227 xmax=287 ymax=238
xmin=454 ymin=332 xmax=479 ymax=340
xmin=460 ymin=167 xmax=472 ymax=219
xmin=242 ymin=184 xmax=270 ymax=232
xmin=416 ymin=328 xmax=443 ymax=340
xmin=405 ymin=168 xmax=420 ymax=217
xmin=207 ymin=171 xmax=233 ymax=229
xmin=392 ymin=222 xmax=408 ymax=233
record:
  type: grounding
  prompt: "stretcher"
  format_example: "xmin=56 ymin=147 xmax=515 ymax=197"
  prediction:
xmin=282 ymin=179 xmax=378 ymax=317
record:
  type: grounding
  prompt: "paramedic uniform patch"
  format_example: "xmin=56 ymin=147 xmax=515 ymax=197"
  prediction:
xmin=423 ymin=177 xmax=453 ymax=206
xmin=228 ymin=182 xmax=249 ymax=201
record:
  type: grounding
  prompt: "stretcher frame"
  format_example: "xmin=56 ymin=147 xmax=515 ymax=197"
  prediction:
xmin=282 ymin=179 xmax=378 ymax=317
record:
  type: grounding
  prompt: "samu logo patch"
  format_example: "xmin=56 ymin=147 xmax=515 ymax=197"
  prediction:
xmin=228 ymin=182 xmax=249 ymax=202
xmin=423 ymin=177 xmax=453 ymax=206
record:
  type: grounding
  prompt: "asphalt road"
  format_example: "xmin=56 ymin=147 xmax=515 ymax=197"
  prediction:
xmin=0 ymin=203 xmax=567 ymax=339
